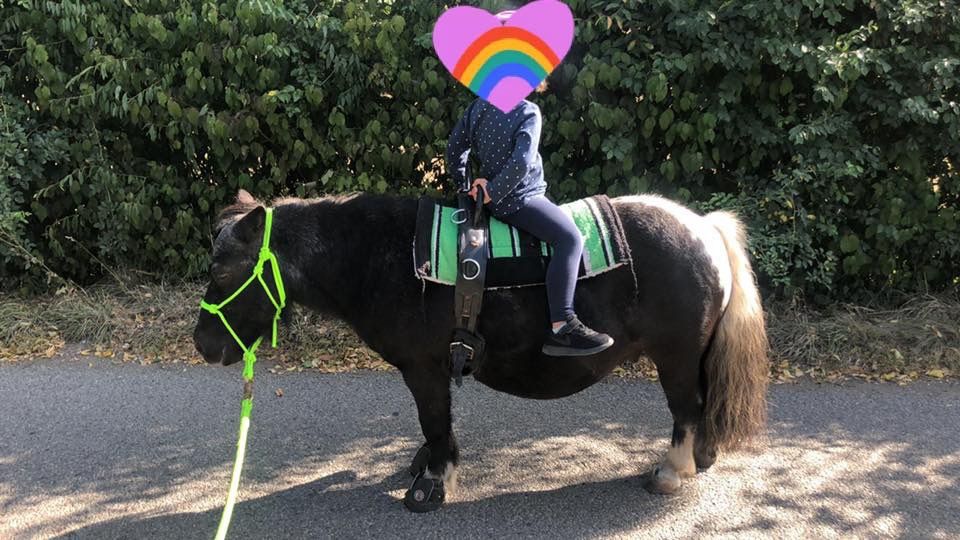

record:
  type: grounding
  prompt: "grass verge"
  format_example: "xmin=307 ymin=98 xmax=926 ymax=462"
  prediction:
xmin=1 ymin=281 xmax=957 ymax=383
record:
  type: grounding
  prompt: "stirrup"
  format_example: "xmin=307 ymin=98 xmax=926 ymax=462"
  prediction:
xmin=449 ymin=328 xmax=485 ymax=387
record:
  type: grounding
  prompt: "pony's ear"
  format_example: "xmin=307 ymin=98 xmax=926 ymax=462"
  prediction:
xmin=237 ymin=189 xmax=257 ymax=205
xmin=234 ymin=206 xmax=266 ymax=244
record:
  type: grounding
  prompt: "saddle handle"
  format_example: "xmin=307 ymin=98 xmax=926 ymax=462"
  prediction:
xmin=456 ymin=189 xmax=486 ymax=227
xmin=473 ymin=191 xmax=484 ymax=227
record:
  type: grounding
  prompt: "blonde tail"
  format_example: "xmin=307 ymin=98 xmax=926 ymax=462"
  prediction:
xmin=701 ymin=211 xmax=769 ymax=449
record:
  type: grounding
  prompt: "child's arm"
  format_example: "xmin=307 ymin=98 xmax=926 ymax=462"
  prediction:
xmin=484 ymin=107 xmax=542 ymax=205
xmin=446 ymin=107 xmax=472 ymax=192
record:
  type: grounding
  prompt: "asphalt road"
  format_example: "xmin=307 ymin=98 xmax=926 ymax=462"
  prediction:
xmin=1 ymin=353 xmax=958 ymax=539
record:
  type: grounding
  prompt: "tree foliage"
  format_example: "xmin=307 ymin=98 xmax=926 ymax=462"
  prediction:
xmin=1 ymin=0 xmax=958 ymax=299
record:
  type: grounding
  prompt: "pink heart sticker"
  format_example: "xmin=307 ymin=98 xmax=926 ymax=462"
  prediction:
xmin=432 ymin=0 xmax=574 ymax=113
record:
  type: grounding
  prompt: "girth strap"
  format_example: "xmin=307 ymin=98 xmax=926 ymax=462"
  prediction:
xmin=450 ymin=193 xmax=488 ymax=387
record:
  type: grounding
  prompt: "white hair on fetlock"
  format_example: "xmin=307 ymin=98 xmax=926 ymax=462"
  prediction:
xmin=664 ymin=430 xmax=696 ymax=478
xmin=424 ymin=461 xmax=458 ymax=494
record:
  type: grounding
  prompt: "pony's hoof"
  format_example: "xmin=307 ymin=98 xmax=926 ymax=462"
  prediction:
xmin=409 ymin=445 xmax=430 ymax=477
xmin=404 ymin=473 xmax=445 ymax=512
xmin=694 ymin=445 xmax=717 ymax=471
xmin=645 ymin=465 xmax=682 ymax=494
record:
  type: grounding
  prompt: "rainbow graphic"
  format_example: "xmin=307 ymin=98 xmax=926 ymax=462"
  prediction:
xmin=451 ymin=26 xmax=561 ymax=101
xmin=432 ymin=0 xmax=574 ymax=112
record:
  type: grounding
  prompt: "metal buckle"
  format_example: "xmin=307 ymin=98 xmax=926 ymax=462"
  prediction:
xmin=461 ymin=258 xmax=480 ymax=280
xmin=449 ymin=341 xmax=475 ymax=359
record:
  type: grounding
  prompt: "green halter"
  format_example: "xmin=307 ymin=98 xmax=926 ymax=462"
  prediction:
xmin=199 ymin=207 xmax=286 ymax=540
xmin=200 ymin=207 xmax=287 ymax=373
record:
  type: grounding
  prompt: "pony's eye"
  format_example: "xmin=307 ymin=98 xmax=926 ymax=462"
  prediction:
xmin=211 ymin=262 xmax=229 ymax=284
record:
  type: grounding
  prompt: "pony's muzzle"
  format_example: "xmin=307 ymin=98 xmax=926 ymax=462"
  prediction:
xmin=193 ymin=327 xmax=223 ymax=364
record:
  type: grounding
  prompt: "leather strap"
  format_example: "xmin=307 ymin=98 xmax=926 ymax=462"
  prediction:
xmin=454 ymin=194 xmax=487 ymax=328
xmin=450 ymin=193 xmax=488 ymax=386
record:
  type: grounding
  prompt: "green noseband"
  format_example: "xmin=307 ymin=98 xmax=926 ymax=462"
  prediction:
xmin=199 ymin=207 xmax=287 ymax=374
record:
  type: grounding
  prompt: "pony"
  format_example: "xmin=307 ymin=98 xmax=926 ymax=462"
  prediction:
xmin=193 ymin=189 xmax=768 ymax=512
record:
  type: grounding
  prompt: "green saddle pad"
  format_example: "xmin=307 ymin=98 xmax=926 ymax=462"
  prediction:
xmin=413 ymin=195 xmax=630 ymax=289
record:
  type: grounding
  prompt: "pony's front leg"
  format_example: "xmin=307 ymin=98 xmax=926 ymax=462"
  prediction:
xmin=401 ymin=364 xmax=458 ymax=512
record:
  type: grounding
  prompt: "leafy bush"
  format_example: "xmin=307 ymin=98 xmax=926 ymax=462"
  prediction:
xmin=1 ymin=67 xmax=71 ymax=284
xmin=1 ymin=0 xmax=957 ymax=300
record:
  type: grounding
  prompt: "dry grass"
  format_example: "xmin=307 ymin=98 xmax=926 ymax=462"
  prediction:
xmin=0 ymin=280 xmax=389 ymax=372
xmin=1 ymin=281 xmax=957 ymax=382
xmin=766 ymin=294 xmax=959 ymax=382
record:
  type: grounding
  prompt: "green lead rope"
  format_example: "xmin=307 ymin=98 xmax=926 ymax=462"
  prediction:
xmin=199 ymin=208 xmax=286 ymax=540
xmin=214 ymin=346 xmax=257 ymax=540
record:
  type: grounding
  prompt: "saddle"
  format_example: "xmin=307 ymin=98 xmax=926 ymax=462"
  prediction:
xmin=415 ymin=194 xmax=630 ymax=289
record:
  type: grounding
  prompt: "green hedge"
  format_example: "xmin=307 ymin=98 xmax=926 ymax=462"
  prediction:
xmin=1 ymin=0 xmax=958 ymax=300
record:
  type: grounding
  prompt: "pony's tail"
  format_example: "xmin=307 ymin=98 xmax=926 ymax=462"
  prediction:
xmin=701 ymin=211 xmax=769 ymax=450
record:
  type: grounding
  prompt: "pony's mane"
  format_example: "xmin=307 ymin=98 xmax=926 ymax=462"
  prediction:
xmin=215 ymin=192 xmax=367 ymax=231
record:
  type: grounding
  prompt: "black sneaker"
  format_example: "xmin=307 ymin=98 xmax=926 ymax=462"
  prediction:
xmin=542 ymin=317 xmax=615 ymax=357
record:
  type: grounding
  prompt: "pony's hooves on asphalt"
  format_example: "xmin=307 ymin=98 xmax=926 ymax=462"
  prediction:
xmin=645 ymin=465 xmax=682 ymax=494
xmin=403 ymin=474 xmax=445 ymax=512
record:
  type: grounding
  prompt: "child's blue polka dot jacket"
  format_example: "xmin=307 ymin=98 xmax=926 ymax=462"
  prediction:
xmin=446 ymin=98 xmax=547 ymax=217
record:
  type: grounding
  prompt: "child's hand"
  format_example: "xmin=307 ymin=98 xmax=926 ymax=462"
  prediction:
xmin=469 ymin=178 xmax=492 ymax=204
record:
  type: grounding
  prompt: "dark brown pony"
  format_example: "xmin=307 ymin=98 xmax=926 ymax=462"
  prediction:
xmin=193 ymin=190 xmax=768 ymax=511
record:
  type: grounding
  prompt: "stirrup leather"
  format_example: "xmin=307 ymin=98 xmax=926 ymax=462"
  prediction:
xmin=449 ymin=193 xmax=488 ymax=386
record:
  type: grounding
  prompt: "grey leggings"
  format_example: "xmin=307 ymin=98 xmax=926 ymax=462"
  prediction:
xmin=497 ymin=195 xmax=583 ymax=322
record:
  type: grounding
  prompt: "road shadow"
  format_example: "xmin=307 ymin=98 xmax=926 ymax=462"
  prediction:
xmin=703 ymin=382 xmax=960 ymax=537
xmin=56 ymin=468 xmax=684 ymax=539
xmin=3 ymin=362 xmax=959 ymax=538
xmin=2 ymin=365 xmax=678 ymax=539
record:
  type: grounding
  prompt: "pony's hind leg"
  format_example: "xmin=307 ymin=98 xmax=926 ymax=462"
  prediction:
xmin=400 ymin=364 xmax=458 ymax=511
xmin=647 ymin=350 xmax=703 ymax=494
xmin=694 ymin=414 xmax=718 ymax=470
